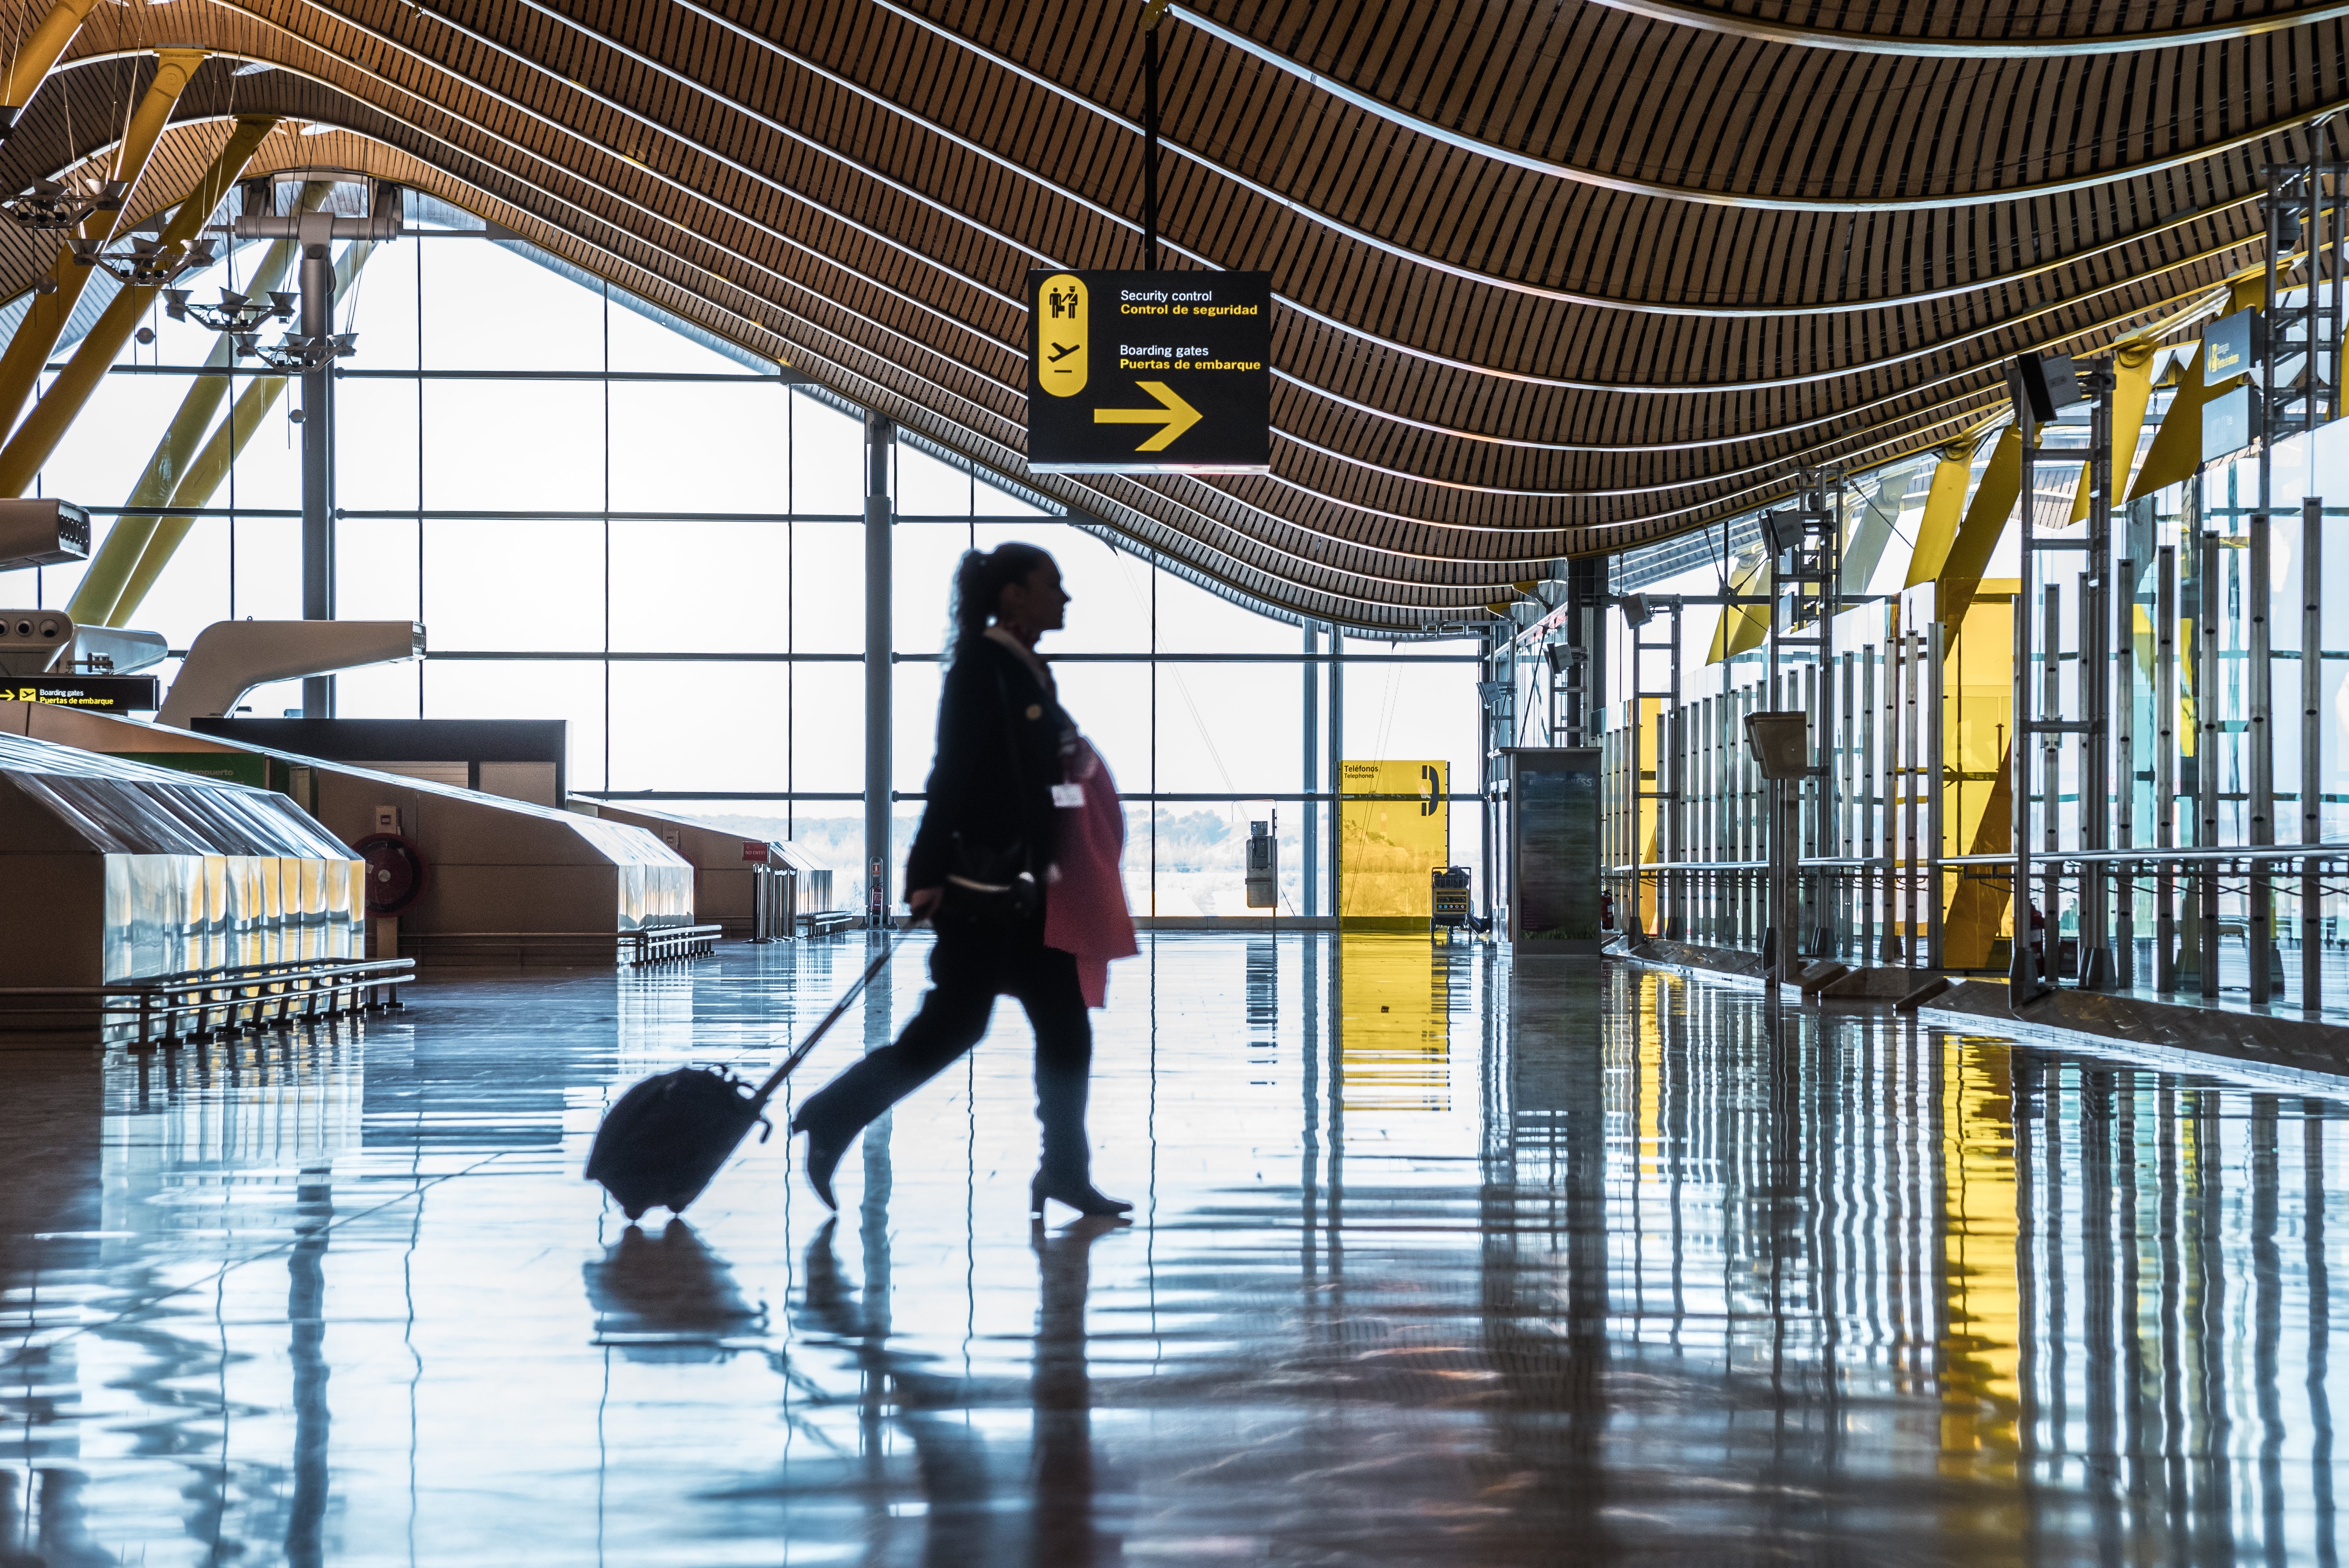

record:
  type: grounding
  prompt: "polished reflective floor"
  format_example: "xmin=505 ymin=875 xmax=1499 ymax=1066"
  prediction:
xmin=5 ymin=934 xmax=2348 ymax=1564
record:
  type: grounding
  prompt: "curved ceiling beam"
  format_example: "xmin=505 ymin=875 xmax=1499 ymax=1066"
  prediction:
xmin=668 ymin=0 xmax=2255 ymax=323
xmin=38 ymin=48 xmax=2237 ymax=549
xmin=0 ymin=19 xmax=2260 ymax=589
xmin=310 ymin=18 xmax=2228 ymax=508
xmin=400 ymin=0 xmax=2273 ymax=419
xmin=246 ymin=0 xmax=2248 ymax=479
xmin=2 ymin=0 xmax=106 ymax=126
xmin=273 ymin=0 xmax=2269 ymax=451
xmin=1173 ymin=2 xmax=2345 ymax=212
xmin=427 ymin=0 xmax=2207 ymax=409
xmin=1584 ymin=0 xmax=2349 ymax=57
xmin=1238 ymin=258 xmax=2243 ymax=537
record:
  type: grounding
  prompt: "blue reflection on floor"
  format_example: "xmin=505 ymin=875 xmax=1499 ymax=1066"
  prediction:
xmin=2 ymin=932 xmax=2347 ymax=1564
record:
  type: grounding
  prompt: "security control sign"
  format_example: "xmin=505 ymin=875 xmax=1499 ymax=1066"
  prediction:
xmin=1027 ymin=269 xmax=1271 ymax=474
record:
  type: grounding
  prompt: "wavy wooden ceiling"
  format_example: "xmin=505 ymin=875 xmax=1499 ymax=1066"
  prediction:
xmin=0 ymin=0 xmax=2325 ymax=626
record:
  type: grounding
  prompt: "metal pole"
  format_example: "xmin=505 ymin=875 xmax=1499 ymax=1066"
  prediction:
xmin=2157 ymin=543 xmax=2178 ymax=992
xmin=1840 ymin=648 xmax=1855 ymax=956
xmin=1906 ymin=631 xmax=1924 ymax=969
xmin=1803 ymin=659 xmax=1819 ymax=955
xmin=1141 ymin=27 xmax=1161 ymax=270
xmin=1669 ymin=609 xmax=1684 ymax=940
xmin=1862 ymin=642 xmax=1878 ymax=963
xmin=2251 ymin=431 xmax=2276 ymax=1005
xmin=1328 ymin=621 xmax=1343 ymax=926
xmin=1303 ymin=621 xmax=1319 ymax=919
xmin=300 ymin=234 xmax=335 ymax=718
xmin=2080 ymin=362 xmax=2116 ymax=988
xmin=2306 ymin=494 xmax=2326 ymax=1014
xmin=1886 ymin=634 xmax=1905 ymax=963
xmin=2199 ymin=516 xmax=2222 ymax=999
xmin=1927 ymin=620 xmax=1946 ymax=971
xmin=1779 ymin=774 xmax=1801 ymax=983
xmin=863 ymin=414 xmax=893 ymax=930
xmin=2042 ymin=583 xmax=2062 ymax=977
xmin=2116 ymin=487 xmax=2139 ymax=990
xmin=2011 ymin=390 xmax=2041 ymax=995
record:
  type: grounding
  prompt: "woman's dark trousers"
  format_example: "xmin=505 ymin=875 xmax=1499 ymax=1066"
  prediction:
xmin=794 ymin=929 xmax=1097 ymax=1185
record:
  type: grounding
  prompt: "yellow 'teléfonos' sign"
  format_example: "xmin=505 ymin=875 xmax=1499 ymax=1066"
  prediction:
xmin=1338 ymin=759 xmax=1448 ymax=924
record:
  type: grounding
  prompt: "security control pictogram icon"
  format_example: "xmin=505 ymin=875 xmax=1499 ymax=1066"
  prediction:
xmin=1026 ymin=269 xmax=1270 ymax=474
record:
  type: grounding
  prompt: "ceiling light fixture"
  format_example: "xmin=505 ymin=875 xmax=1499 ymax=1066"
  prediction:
xmin=2 ymin=179 xmax=93 ymax=230
xmin=242 ymin=329 xmax=357 ymax=369
xmin=73 ymin=233 xmax=217 ymax=288
xmin=164 ymin=286 xmax=296 ymax=334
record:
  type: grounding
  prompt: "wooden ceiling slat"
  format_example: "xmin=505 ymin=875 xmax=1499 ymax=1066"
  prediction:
xmin=0 ymin=0 xmax=2315 ymax=622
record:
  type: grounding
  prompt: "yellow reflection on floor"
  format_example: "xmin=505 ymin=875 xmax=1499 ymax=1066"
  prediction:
xmin=1940 ymin=1033 xmax=2021 ymax=1477
xmin=1338 ymin=932 xmax=1450 ymax=1112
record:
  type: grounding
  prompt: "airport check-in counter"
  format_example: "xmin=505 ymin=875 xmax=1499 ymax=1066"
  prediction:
xmin=0 ymin=705 xmax=696 ymax=968
xmin=0 ymin=732 xmax=364 ymax=1042
xmin=568 ymin=800 xmax=836 ymax=937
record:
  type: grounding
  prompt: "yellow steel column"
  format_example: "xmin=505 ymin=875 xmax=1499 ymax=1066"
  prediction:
xmin=0 ymin=0 xmax=107 ymax=132
xmin=107 ymin=373 xmax=283 ymax=623
xmin=70 ymin=184 xmax=327 ymax=625
xmin=0 ymin=49 xmax=205 ymax=443
xmin=106 ymin=240 xmax=374 ymax=626
xmin=0 ymin=114 xmax=276 ymax=499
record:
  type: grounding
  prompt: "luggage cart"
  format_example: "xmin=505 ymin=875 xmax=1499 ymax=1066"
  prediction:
xmin=1431 ymin=865 xmax=1474 ymax=936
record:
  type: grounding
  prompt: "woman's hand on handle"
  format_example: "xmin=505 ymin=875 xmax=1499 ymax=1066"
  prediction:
xmin=907 ymin=886 xmax=942 ymax=921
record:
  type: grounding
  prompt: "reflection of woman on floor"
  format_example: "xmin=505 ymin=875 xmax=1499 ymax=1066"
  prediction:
xmin=792 ymin=543 xmax=1139 ymax=1219
xmin=797 ymin=1214 xmax=1127 ymax=1567
xmin=1031 ymin=1214 xmax=1126 ymax=1567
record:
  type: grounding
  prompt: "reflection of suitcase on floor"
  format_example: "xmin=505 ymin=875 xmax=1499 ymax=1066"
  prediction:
xmin=1431 ymin=865 xmax=1473 ymax=931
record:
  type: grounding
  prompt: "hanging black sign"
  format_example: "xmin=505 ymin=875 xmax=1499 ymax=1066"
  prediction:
xmin=1026 ymin=270 xmax=1272 ymax=474
xmin=0 ymin=675 xmax=160 ymax=712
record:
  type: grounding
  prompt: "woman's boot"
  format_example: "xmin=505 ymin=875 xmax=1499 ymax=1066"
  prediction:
xmin=1031 ymin=1066 xmax=1130 ymax=1217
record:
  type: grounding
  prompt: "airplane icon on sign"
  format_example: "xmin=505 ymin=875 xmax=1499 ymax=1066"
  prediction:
xmin=1048 ymin=341 xmax=1079 ymax=364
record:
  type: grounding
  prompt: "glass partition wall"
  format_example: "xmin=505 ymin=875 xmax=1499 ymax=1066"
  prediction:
xmin=13 ymin=180 xmax=1482 ymax=918
xmin=1555 ymin=347 xmax=2349 ymax=1012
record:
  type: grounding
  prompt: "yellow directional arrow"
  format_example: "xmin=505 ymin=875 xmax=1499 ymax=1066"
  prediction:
xmin=1092 ymin=380 xmax=1202 ymax=451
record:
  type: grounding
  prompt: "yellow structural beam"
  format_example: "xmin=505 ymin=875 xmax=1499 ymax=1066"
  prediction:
xmin=71 ymin=183 xmax=327 ymax=626
xmin=1903 ymin=441 xmax=1977 ymax=587
xmin=1705 ymin=549 xmax=1769 ymax=664
xmin=0 ymin=49 xmax=204 ymax=445
xmin=0 ymin=114 xmax=276 ymax=500
xmin=2127 ymin=341 xmax=2227 ymax=503
xmin=1933 ymin=425 xmax=2025 ymax=631
xmin=107 ymin=240 xmax=376 ymax=626
xmin=1 ymin=0 xmax=106 ymax=115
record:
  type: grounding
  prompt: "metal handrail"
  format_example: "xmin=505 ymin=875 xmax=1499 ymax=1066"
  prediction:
xmin=621 ymin=924 xmax=723 ymax=962
xmin=0 ymin=955 xmax=416 ymax=1045
xmin=1616 ymin=846 xmax=2349 ymax=875
xmin=1943 ymin=845 xmax=2349 ymax=866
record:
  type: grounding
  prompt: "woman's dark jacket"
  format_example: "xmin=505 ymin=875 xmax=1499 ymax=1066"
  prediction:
xmin=905 ymin=634 xmax=1066 ymax=896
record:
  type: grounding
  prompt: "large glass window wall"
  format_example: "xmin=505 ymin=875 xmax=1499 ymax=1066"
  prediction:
xmin=1559 ymin=346 xmax=2349 ymax=998
xmin=14 ymin=182 xmax=1482 ymax=918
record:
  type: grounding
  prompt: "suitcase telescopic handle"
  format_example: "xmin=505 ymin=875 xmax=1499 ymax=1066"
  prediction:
xmin=748 ymin=935 xmax=901 ymax=1109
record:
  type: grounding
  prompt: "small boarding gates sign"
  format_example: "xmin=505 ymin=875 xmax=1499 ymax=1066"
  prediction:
xmin=0 ymin=675 xmax=159 ymax=712
xmin=1026 ymin=270 xmax=1272 ymax=474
